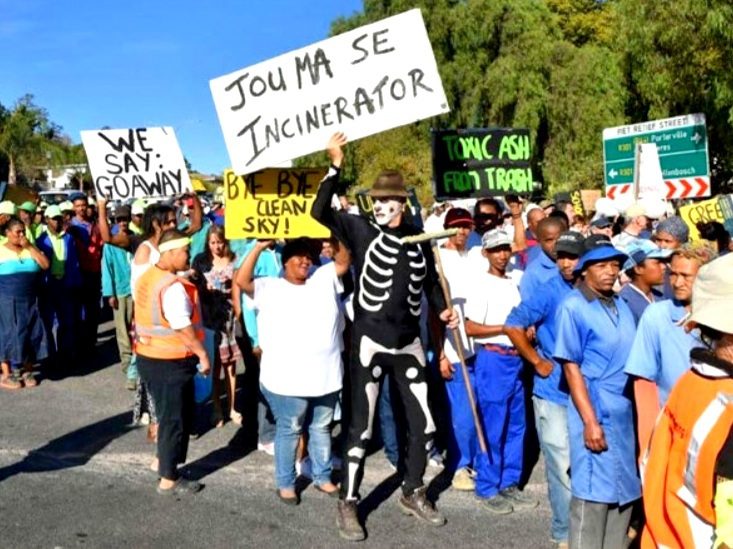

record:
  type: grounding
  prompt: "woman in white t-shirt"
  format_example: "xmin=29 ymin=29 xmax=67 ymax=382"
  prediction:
xmin=236 ymin=237 xmax=350 ymax=505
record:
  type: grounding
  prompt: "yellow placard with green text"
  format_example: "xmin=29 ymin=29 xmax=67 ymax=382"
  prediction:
xmin=224 ymin=168 xmax=330 ymax=239
xmin=678 ymin=197 xmax=724 ymax=241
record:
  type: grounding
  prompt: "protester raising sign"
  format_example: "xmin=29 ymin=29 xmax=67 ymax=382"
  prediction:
xmin=81 ymin=127 xmax=192 ymax=200
xmin=679 ymin=196 xmax=725 ymax=241
xmin=224 ymin=168 xmax=330 ymax=239
xmin=432 ymin=128 xmax=533 ymax=200
xmin=210 ymin=9 xmax=449 ymax=175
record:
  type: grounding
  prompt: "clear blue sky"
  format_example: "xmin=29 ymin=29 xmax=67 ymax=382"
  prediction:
xmin=0 ymin=0 xmax=363 ymax=175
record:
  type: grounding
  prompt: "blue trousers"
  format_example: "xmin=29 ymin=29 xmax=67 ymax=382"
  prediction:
xmin=474 ymin=346 xmax=525 ymax=498
xmin=443 ymin=355 xmax=478 ymax=471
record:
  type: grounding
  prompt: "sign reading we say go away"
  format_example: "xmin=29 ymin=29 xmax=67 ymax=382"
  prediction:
xmin=81 ymin=127 xmax=192 ymax=200
xmin=210 ymin=9 xmax=449 ymax=175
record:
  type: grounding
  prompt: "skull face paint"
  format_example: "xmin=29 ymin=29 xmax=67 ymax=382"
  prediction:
xmin=373 ymin=198 xmax=403 ymax=226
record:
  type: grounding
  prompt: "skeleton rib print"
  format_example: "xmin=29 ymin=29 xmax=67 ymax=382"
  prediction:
xmin=357 ymin=231 xmax=427 ymax=316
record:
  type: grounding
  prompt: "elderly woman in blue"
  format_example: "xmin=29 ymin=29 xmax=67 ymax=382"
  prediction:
xmin=0 ymin=218 xmax=50 ymax=390
xmin=553 ymin=242 xmax=641 ymax=549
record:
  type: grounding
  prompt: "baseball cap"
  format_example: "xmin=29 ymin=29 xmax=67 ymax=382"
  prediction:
xmin=554 ymin=231 xmax=585 ymax=256
xmin=590 ymin=217 xmax=613 ymax=229
xmin=689 ymin=254 xmax=733 ymax=334
xmin=623 ymin=240 xmax=673 ymax=271
xmin=624 ymin=202 xmax=647 ymax=218
xmin=45 ymin=205 xmax=63 ymax=219
xmin=481 ymin=228 xmax=512 ymax=250
xmin=18 ymin=201 xmax=37 ymax=213
xmin=115 ymin=205 xmax=132 ymax=219
xmin=69 ymin=192 xmax=87 ymax=203
xmin=0 ymin=200 xmax=17 ymax=215
xmin=131 ymin=199 xmax=146 ymax=216
xmin=443 ymin=208 xmax=473 ymax=229
xmin=59 ymin=201 xmax=74 ymax=212
xmin=539 ymin=199 xmax=555 ymax=209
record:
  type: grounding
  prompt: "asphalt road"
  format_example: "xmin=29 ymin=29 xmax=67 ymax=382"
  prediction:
xmin=0 ymin=321 xmax=556 ymax=549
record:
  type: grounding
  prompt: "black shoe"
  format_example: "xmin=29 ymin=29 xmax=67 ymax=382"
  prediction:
xmin=500 ymin=486 xmax=538 ymax=509
xmin=156 ymin=477 xmax=203 ymax=496
xmin=397 ymin=486 xmax=446 ymax=526
xmin=337 ymin=499 xmax=365 ymax=541
xmin=277 ymin=489 xmax=299 ymax=506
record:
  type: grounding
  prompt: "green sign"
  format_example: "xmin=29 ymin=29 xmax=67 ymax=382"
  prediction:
xmin=602 ymin=113 xmax=711 ymax=198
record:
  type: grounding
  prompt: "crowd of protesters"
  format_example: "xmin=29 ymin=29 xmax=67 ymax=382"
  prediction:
xmin=1 ymin=135 xmax=732 ymax=547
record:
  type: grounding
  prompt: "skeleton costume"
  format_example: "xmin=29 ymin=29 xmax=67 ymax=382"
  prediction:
xmin=312 ymin=166 xmax=447 ymax=501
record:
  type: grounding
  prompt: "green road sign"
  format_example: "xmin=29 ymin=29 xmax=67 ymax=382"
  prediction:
xmin=602 ymin=113 xmax=711 ymax=199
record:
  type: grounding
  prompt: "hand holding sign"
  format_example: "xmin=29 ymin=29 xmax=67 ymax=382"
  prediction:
xmin=327 ymin=132 xmax=347 ymax=168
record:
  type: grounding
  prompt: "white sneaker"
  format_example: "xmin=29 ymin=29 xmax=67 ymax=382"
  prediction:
xmin=428 ymin=452 xmax=444 ymax=468
xmin=257 ymin=441 xmax=275 ymax=456
xmin=140 ymin=412 xmax=150 ymax=426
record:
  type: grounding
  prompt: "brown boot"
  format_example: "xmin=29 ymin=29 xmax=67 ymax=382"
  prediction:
xmin=397 ymin=486 xmax=446 ymax=526
xmin=337 ymin=499 xmax=365 ymax=542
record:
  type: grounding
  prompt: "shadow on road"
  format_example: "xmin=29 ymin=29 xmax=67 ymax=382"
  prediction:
xmin=0 ymin=411 xmax=134 ymax=482
xmin=184 ymin=426 xmax=256 ymax=482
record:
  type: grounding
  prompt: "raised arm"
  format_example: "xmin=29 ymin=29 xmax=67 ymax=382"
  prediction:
xmin=234 ymin=240 xmax=271 ymax=298
xmin=97 ymin=198 xmax=133 ymax=250
xmin=332 ymin=238 xmax=351 ymax=278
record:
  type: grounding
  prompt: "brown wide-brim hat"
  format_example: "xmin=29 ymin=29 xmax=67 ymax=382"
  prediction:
xmin=368 ymin=170 xmax=409 ymax=198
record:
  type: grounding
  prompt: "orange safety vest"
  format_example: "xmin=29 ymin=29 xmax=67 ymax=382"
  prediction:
xmin=641 ymin=354 xmax=733 ymax=549
xmin=133 ymin=266 xmax=204 ymax=360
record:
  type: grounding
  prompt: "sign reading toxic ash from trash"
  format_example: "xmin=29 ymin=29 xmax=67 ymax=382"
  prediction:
xmin=81 ymin=127 xmax=192 ymax=200
xmin=210 ymin=9 xmax=449 ymax=175
xmin=224 ymin=168 xmax=330 ymax=239
xmin=432 ymin=128 xmax=533 ymax=200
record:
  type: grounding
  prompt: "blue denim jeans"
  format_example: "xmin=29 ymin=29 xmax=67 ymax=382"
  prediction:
xmin=261 ymin=385 xmax=338 ymax=490
xmin=533 ymin=396 xmax=571 ymax=543
xmin=378 ymin=374 xmax=400 ymax=468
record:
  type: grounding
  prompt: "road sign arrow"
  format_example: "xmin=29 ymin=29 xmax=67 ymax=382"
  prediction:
xmin=680 ymin=179 xmax=692 ymax=198
xmin=608 ymin=169 xmax=618 ymax=179
xmin=665 ymin=181 xmax=676 ymax=198
xmin=691 ymin=132 xmax=702 ymax=144
xmin=607 ymin=186 xmax=616 ymax=199
xmin=695 ymin=178 xmax=709 ymax=196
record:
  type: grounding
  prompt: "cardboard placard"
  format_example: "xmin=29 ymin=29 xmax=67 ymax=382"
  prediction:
xmin=432 ymin=127 xmax=533 ymax=200
xmin=224 ymin=168 xmax=329 ymax=239
xmin=81 ymin=127 xmax=192 ymax=200
xmin=210 ymin=9 xmax=449 ymax=175
xmin=678 ymin=197 xmax=724 ymax=241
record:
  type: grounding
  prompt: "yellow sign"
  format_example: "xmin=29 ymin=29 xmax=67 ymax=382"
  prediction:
xmin=224 ymin=168 xmax=330 ymax=239
xmin=678 ymin=197 xmax=724 ymax=241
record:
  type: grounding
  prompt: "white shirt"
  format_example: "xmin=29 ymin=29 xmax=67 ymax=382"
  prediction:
xmin=130 ymin=241 xmax=161 ymax=294
xmin=437 ymin=246 xmax=481 ymax=362
xmin=254 ymin=262 xmax=344 ymax=397
xmin=161 ymin=282 xmax=193 ymax=329
xmin=465 ymin=268 xmax=523 ymax=347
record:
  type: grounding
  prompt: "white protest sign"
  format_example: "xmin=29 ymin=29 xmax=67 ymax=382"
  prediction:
xmin=209 ymin=8 xmax=449 ymax=175
xmin=81 ymin=127 xmax=192 ymax=200
xmin=636 ymin=143 xmax=666 ymax=199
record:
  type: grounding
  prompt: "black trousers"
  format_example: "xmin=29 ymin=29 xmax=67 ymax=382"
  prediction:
xmin=80 ymin=271 xmax=101 ymax=351
xmin=340 ymin=329 xmax=435 ymax=500
xmin=137 ymin=355 xmax=197 ymax=480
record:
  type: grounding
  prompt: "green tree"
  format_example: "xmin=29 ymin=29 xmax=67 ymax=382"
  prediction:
xmin=616 ymin=0 xmax=733 ymax=191
xmin=0 ymin=95 xmax=59 ymax=185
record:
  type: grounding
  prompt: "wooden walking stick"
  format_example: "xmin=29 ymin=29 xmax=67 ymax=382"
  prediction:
xmin=431 ymin=243 xmax=488 ymax=454
xmin=400 ymin=229 xmax=488 ymax=454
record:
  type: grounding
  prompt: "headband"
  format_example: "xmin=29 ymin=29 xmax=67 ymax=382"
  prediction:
xmin=158 ymin=237 xmax=191 ymax=252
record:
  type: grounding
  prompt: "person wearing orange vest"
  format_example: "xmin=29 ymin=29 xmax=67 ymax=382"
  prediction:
xmin=134 ymin=229 xmax=210 ymax=496
xmin=641 ymin=253 xmax=733 ymax=549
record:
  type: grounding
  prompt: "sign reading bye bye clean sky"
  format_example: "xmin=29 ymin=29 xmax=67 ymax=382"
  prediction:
xmin=209 ymin=9 xmax=450 ymax=175
xmin=81 ymin=127 xmax=192 ymax=200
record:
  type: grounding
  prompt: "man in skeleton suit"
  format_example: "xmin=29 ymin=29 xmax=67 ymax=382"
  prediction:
xmin=312 ymin=133 xmax=458 ymax=541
